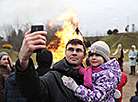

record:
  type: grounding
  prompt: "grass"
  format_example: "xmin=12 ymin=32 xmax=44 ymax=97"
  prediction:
xmin=1 ymin=32 xmax=138 ymax=63
xmin=101 ymin=32 xmax=138 ymax=61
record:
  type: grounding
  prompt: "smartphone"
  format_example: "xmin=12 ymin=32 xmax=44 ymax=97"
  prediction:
xmin=31 ymin=25 xmax=44 ymax=33
xmin=31 ymin=25 xmax=45 ymax=53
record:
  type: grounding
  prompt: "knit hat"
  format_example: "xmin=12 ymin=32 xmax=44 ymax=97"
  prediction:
xmin=88 ymin=41 xmax=110 ymax=62
xmin=0 ymin=52 xmax=8 ymax=60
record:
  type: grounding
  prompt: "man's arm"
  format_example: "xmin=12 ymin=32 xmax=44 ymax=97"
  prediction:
xmin=15 ymin=30 xmax=47 ymax=101
xmin=15 ymin=58 xmax=50 ymax=101
xmin=18 ymin=30 xmax=47 ymax=69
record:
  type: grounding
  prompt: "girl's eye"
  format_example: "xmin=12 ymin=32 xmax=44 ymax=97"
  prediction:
xmin=89 ymin=53 xmax=100 ymax=56
xmin=95 ymin=54 xmax=101 ymax=56
xmin=89 ymin=53 xmax=94 ymax=56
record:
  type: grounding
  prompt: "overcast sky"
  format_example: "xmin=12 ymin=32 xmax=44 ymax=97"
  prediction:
xmin=0 ymin=0 xmax=138 ymax=36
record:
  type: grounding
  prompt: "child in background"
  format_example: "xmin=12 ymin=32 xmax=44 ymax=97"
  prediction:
xmin=62 ymin=41 xmax=121 ymax=102
xmin=130 ymin=81 xmax=138 ymax=102
xmin=117 ymin=72 xmax=128 ymax=102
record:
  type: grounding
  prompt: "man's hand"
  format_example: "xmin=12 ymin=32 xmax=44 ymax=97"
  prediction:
xmin=62 ymin=75 xmax=78 ymax=92
xmin=19 ymin=30 xmax=47 ymax=69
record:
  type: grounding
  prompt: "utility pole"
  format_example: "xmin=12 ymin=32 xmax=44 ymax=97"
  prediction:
xmin=125 ymin=16 xmax=129 ymax=32
xmin=127 ymin=16 xmax=129 ymax=25
xmin=132 ymin=24 xmax=135 ymax=32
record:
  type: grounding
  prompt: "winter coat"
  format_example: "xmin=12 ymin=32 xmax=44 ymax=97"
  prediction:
xmin=4 ymin=72 xmax=28 ymax=102
xmin=117 ymin=72 xmax=128 ymax=102
xmin=74 ymin=59 xmax=122 ymax=102
xmin=0 ymin=65 xmax=10 ymax=102
xmin=130 ymin=81 xmax=138 ymax=102
xmin=15 ymin=58 xmax=84 ymax=102
xmin=128 ymin=46 xmax=137 ymax=66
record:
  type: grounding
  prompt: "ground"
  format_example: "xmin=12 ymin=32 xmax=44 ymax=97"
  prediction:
xmin=122 ymin=62 xmax=138 ymax=102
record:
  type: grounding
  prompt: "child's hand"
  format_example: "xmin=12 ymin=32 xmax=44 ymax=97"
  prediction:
xmin=62 ymin=75 xmax=78 ymax=92
xmin=114 ymin=89 xmax=121 ymax=99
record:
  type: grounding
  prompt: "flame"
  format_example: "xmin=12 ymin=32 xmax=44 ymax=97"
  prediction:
xmin=47 ymin=22 xmax=54 ymax=29
xmin=46 ymin=8 xmax=84 ymax=63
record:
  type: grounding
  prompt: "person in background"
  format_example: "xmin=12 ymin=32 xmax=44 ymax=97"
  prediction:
xmin=0 ymin=52 xmax=14 ymax=102
xmin=130 ymin=81 xmax=138 ymax=102
xmin=112 ymin=44 xmax=128 ymax=71
xmin=117 ymin=71 xmax=128 ymax=102
xmin=4 ymin=49 xmax=53 ymax=102
xmin=62 ymin=41 xmax=121 ymax=102
xmin=128 ymin=45 xmax=137 ymax=75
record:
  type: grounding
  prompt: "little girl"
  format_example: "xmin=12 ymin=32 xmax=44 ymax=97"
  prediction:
xmin=62 ymin=41 xmax=121 ymax=102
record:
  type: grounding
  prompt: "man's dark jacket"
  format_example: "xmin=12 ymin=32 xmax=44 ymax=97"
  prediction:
xmin=15 ymin=58 xmax=84 ymax=102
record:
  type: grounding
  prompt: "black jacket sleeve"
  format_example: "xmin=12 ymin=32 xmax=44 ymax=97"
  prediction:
xmin=15 ymin=59 xmax=49 ymax=102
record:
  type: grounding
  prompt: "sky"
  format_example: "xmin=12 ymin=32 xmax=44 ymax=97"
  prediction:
xmin=0 ymin=0 xmax=138 ymax=37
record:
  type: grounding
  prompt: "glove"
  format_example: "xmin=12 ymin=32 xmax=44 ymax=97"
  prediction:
xmin=62 ymin=75 xmax=79 ymax=92
xmin=130 ymin=57 xmax=134 ymax=60
xmin=114 ymin=89 xmax=121 ymax=99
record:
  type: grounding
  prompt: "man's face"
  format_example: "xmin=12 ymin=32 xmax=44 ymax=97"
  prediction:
xmin=65 ymin=44 xmax=86 ymax=68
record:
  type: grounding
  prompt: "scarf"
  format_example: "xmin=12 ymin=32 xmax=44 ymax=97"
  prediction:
xmin=79 ymin=66 xmax=103 ymax=89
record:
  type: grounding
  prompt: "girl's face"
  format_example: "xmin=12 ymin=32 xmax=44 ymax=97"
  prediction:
xmin=0 ymin=55 xmax=9 ymax=67
xmin=89 ymin=53 xmax=104 ymax=67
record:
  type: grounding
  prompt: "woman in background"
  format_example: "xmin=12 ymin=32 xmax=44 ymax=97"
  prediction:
xmin=112 ymin=44 xmax=128 ymax=71
xmin=0 ymin=52 xmax=14 ymax=102
xmin=128 ymin=45 xmax=137 ymax=75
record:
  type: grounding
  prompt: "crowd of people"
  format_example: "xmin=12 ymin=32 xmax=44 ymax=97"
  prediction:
xmin=0 ymin=29 xmax=138 ymax=102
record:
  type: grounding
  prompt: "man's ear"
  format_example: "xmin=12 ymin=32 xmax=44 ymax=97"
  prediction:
xmin=65 ymin=49 xmax=67 ymax=55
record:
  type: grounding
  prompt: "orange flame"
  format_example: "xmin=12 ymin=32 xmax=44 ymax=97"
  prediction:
xmin=46 ymin=8 xmax=84 ymax=63
xmin=47 ymin=22 xmax=54 ymax=29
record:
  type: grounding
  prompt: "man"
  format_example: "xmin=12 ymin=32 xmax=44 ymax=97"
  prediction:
xmin=15 ymin=30 xmax=86 ymax=102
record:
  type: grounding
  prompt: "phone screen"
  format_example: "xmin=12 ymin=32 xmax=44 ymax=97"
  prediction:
xmin=31 ymin=25 xmax=44 ymax=33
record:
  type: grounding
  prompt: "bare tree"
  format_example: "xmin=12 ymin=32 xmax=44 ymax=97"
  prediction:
xmin=0 ymin=22 xmax=62 ymax=51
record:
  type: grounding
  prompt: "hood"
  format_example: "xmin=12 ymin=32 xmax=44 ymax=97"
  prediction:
xmin=36 ymin=49 xmax=53 ymax=76
xmin=131 ymin=45 xmax=137 ymax=52
xmin=36 ymin=49 xmax=53 ymax=68
xmin=100 ymin=58 xmax=120 ymax=70
xmin=99 ymin=58 xmax=122 ymax=84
